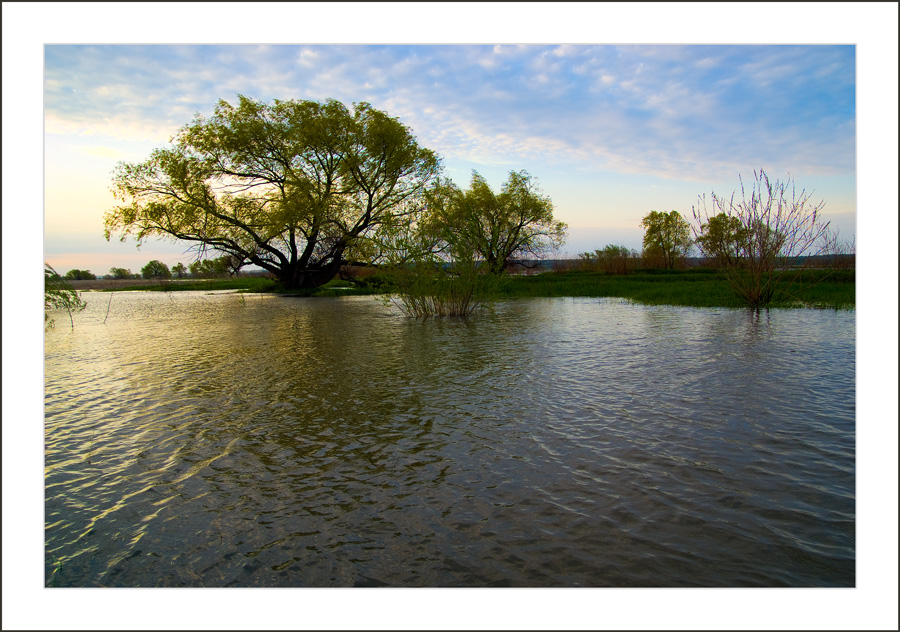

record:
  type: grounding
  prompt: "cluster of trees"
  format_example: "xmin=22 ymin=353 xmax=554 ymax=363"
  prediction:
xmin=63 ymin=269 xmax=97 ymax=281
xmin=578 ymin=170 xmax=850 ymax=307
xmin=579 ymin=210 xmax=695 ymax=274
xmin=577 ymin=211 xmax=695 ymax=274
xmin=101 ymin=94 xmax=849 ymax=311
xmin=63 ymin=256 xmax=249 ymax=282
xmin=104 ymin=95 xmax=568 ymax=307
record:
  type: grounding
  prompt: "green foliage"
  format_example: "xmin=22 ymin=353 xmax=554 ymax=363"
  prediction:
xmin=579 ymin=244 xmax=640 ymax=274
xmin=387 ymin=260 xmax=497 ymax=317
xmin=45 ymin=263 xmax=86 ymax=328
xmin=107 ymin=276 xmax=279 ymax=293
xmin=188 ymin=256 xmax=231 ymax=278
xmin=64 ymin=269 xmax=97 ymax=280
xmin=640 ymin=210 xmax=693 ymax=269
xmin=493 ymin=268 xmax=853 ymax=309
xmin=423 ymin=170 xmax=567 ymax=275
xmin=171 ymin=262 xmax=187 ymax=278
xmin=141 ymin=259 xmax=171 ymax=279
xmin=693 ymin=213 xmax=746 ymax=268
xmin=105 ymin=95 xmax=441 ymax=290
xmin=108 ymin=267 xmax=133 ymax=279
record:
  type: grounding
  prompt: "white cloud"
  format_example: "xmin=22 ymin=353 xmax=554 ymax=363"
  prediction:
xmin=44 ymin=113 xmax=177 ymax=143
xmin=42 ymin=43 xmax=857 ymax=245
xmin=296 ymin=48 xmax=320 ymax=68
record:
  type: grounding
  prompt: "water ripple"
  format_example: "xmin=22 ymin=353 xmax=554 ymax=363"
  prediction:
xmin=45 ymin=294 xmax=855 ymax=586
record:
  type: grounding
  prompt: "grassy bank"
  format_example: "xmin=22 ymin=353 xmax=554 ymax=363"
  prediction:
xmin=85 ymin=277 xmax=280 ymax=293
xmin=495 ymin=268 xmax=855 ymax=309
xmin=92 ymin=268 xmax=855 ymax=309
xmin=92 ymin=276 xmax=382 ymax=297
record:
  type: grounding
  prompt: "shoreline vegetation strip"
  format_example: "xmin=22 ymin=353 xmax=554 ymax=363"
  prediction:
xmin=73 ymin=268 xmax=855 ymax=310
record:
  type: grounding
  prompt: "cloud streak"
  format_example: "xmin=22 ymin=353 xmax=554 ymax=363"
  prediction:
xmin=45 ymin=44 xmax=855 ymax=180
xmin=42 ymin=43 xmax=857 ymax=270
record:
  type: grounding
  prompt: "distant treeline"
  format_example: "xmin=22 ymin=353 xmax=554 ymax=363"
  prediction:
xmin=503 ymin=253 xmax=855 ymax=275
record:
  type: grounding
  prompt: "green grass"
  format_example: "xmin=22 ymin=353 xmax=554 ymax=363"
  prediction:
xmin=107 ymin=276 xmax=384 ymax=297
xmin=106 ymin=268 xmax=855 ymax=309
xmin=106 ymin=277 xmax=279 ymax=293
xmin=494 ymin=268 xmax=855 ymax=309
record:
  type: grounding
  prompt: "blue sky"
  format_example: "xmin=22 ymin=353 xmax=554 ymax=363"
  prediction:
xmin=41 ymin=41 xmax=859 ymax=274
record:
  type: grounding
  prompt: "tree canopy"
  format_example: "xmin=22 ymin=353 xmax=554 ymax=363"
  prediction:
xmin=64 ymin=269 xmax=96 ymax=280
xmin=141 ymin=260 xmax=171 ymax=279
xmin=425 ymin=170 xmax=567 ymax=275
xmin=693 ymin=212 xmax=747 ymax=268
xmin=188 ymin=255 xmax=237 ymax=277
xmin=105 ymin=96 xmax=441 ymax=289
xmin=640 ymin=210 xmax=693 ymax=269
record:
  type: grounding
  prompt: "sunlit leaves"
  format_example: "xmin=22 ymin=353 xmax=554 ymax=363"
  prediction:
xmin=640 ymin=210 xmax=693 ymax=269
xmin=430 ymin=169 xmax=567 ymax=274
xmin=104 ymin=96 xmax=441 ymax=288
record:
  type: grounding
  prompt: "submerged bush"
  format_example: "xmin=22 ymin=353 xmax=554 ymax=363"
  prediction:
xmin=388 ymin=259 xmax=495 ymax=318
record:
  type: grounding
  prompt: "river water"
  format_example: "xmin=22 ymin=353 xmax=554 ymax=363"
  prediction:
xmin=44 ymin=291 xmax=855 ymax=587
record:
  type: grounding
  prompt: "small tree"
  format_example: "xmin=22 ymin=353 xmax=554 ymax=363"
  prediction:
xmin=109 ymin=267 xmax=132 ymax=279
xmin=693 ymin=213 xmax=746 ymax=268
xmin=640 ymin=210 xmax=693 ymax=269
xmin=45 ymin=263 xmax=86 ymax=328
xmin=171 ymin=262 xmax=187 ymax=278
xmin=64 ymin=269 xmax=97 ymax=280
xmin=141 ymin=259 xmax=171 ymax=279
xmin=692 ymin=169 xmax=838 ymax=307
xmin=429 ymin=170 xmax=567 ymax=275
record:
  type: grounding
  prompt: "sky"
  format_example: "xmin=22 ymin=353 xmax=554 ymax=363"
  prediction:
xmin=4 ymin=3 xmax=899 ymax=631
xmin=40 ymin=41 xmax=861 ymax=275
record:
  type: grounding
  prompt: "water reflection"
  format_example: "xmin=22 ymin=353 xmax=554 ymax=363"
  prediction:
xmin=46 ymin=293 xmax=854 ymax=586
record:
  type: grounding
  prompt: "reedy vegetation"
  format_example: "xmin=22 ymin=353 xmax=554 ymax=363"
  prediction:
xmin=374 ymin=169 xmax=564 ymax=317
xmin=44 ymin=263 xmax=86 ymax=328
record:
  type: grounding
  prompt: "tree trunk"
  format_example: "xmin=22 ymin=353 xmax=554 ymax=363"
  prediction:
xmin=278 ymin=259 xmax=343 ymax=290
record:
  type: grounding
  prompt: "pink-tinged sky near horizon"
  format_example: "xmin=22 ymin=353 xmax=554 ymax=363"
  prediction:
xmin=34 ymin=17 xmax=866 ymax=275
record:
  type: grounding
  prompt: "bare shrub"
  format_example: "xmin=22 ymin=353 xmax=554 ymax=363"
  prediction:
xmin=692 ymin=169 xmax=838 ymax=307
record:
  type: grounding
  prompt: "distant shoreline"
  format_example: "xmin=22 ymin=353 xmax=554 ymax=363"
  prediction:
xmin=67 ymin=278 xmax=215 ymax=291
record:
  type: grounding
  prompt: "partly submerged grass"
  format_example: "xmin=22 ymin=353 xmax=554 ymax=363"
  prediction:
xmin=102 ymin=268 xmax=855 ymax=309
xmin=103 ymin=277 xmax=279 ymax=293
xmin=494 ymin=268 xmax=855 ymax=309
xmin=106 ymin=276 xmax=387 ymax=297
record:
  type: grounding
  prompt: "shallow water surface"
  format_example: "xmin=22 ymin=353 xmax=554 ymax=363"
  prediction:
xmin=45 ymin=292 xmax=855 ymax=586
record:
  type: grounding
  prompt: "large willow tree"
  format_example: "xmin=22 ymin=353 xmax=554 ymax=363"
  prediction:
xmin=105 ymin=96 xmax=441 ymax=289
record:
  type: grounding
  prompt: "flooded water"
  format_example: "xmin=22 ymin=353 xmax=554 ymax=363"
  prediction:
xmin=44 ymin=291 xmax=855 ymax=586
